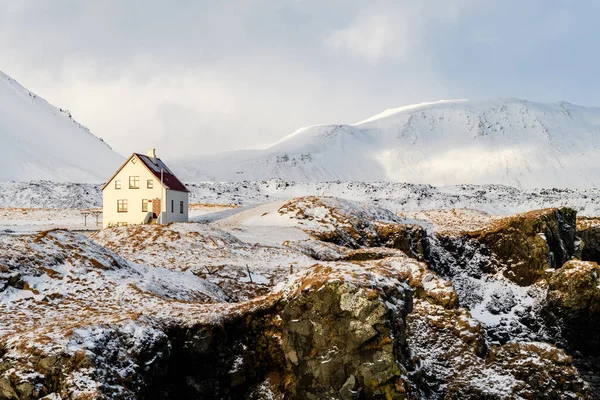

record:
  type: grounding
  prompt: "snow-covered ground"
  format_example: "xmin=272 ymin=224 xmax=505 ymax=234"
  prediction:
xmin=188 ymin=203 xmax=239 ymax=220
xmin=2 ymin=180 xmax=600 ymax=217
xmin=0 ymin=204 xmax=243 ymax=234
xmin=92 ymin=212 xmax=316 ymax=302
xmin=0 ymin=208 xmax=102 ymax=233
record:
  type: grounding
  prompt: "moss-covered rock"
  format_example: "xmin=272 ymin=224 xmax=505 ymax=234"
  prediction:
xmin=0 ymin=378 xmax=18 ymax=400
xmin=544 ymin=260 xmax=600 ymax=358
xmin=547 ymin=260 xmax=600 ymax=314
xmin=281 ymin=281 xmax=413 ymax=399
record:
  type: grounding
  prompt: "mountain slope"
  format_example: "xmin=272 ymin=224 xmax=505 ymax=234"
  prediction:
xmin=0 ymin=71 xmax=124 ymax=182
xmin=174 ymin=98 xmax=600 ymax=189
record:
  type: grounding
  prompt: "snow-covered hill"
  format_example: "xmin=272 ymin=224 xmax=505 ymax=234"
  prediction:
xmin=0 ymin=71 xmax=124 ymax=182
xmin=173 ymin=98 xmax=600 ymax=189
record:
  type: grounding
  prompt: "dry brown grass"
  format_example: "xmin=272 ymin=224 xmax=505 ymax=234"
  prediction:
xmin=33 ymin=228 xmax=68 ymax=243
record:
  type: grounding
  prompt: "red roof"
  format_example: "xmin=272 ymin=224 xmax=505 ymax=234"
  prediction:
xmin=134 ymin=153 xmax=189 ymax=192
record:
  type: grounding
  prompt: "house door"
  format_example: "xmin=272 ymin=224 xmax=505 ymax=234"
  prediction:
xmin=152 ymin=198 xmax=161 ymax=219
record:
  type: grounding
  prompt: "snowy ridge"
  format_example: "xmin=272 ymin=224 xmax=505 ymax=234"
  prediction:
xmin=353 ymin=99 xmax=468 ymax=124
xmin=0 ymin=70 xmax=124 ymax=182
xmin=173 ymin=97 xmax=600 ymax=189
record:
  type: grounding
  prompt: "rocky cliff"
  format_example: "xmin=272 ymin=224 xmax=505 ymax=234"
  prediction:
xmin=0 ymin=197 xmax=599 ymax=398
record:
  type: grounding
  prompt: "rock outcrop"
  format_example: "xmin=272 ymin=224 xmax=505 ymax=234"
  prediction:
xmin=544 ymin=260 xmax=600 ymax=354
xmin=431 ymin=207 xmax=579 ymax=286
xmin=447 ymin=341 xmax=589 ymax=399
xmin=577 ymin=217 xmax=600 ymax=263
xmin=279 ymin=196 xmax=427 ymax=260
xmin=401 ymin=257 xmax=589 ymax=399
xmin=281 ymin=279 xmax=413 ymax=399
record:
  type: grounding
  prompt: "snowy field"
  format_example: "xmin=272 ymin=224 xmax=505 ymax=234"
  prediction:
xmin=2 ymin=180 xmax=600 ymax=233
xmin=0 ymin=205 xmax=240 ymax=233
xmin=0 ymin=208 xmax=102 ymax=233
xmin=2 ymin=180 xmax=600 ymax=218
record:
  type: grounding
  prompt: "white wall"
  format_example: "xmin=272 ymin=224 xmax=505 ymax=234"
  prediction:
xmin=102 ymin=156 xmax=188 ymax=228
xmin=164 ymin=189 xmax=189 ymax=223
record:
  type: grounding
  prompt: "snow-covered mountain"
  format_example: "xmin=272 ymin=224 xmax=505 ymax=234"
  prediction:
xmin=174 ymin=98 xmax=600 ymax=189
xmin=0 ymin=71 xmax=124 ymax=182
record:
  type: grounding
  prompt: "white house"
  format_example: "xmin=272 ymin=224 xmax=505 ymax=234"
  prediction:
xmin=101 ymin=149 xmax=189 ymax=228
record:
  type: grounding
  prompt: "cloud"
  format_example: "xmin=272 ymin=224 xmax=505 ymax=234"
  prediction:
xmin=323 ymin=9 xmax=414 ymax=62
xmin=0 ymin=0 xmax=595 ymax=161
xmin=321 ymin=1 xmax=482 ymax=62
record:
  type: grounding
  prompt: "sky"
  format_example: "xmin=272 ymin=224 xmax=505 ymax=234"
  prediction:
xmin=1 ymin=0 xmax=599 ymax=159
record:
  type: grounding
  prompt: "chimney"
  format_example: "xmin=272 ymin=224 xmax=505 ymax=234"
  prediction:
xmin=147 ymin=148 xmax=156 ymax=164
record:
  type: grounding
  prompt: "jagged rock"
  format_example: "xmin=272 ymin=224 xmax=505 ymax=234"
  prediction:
xmin=432 ymin=207 xmax=579 ymax=286
xmin=547 ymin=260 xmax=600 ymax=314
xmin=544 ymin=260 xmax=600 ymax=358
xmin=279 ymin=196 xmax=427 ymax=260
xmin=281 ymin=281 xmax=413 ymax=399
xmin=577 ymin=217 xmax=600 ymax=263
xmin=0 ymin=378 xmax=18 ymax=400
xmin=372 ymin=258 xmax=458 ymax=309
xmin=407 ymin=293 xmax=590 ymax=399
xmin=446 ymin=342 xmax=590 ymax=399
xmin=416 ymin=208 xmax=598 ymax=397
xmin=470 ymin=207 xmax=578 ymax=285
xmin=406 ymin=298 xmax=486 ymax=396
xmin=150 ymin=260 xmax=420 ymax=399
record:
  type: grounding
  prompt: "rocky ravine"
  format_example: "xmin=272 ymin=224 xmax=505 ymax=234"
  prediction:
xmin=0 ymin=197 xmax=598 ymax=399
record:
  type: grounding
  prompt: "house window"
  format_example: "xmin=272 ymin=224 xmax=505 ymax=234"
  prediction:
xmin=180 ymin=201 xmax=184 ymax=214
xmin=129 ymin=176 xmax=140 ymax=189
xmin=117 ymin=222 xmax=128 ymax=227
xmin=142 ymin=199 xmax=149 ymax=212
xmin=115 ymin=180 xmax=121 ymax=189
xmin=147 ymin=179 xmax=153 ymax=189
xmin=117 ymin=199 xmax=128 ymax=213
xmin=171 ymin=200 xmax=174 ymax=213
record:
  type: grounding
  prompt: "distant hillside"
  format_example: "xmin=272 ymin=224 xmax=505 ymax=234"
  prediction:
xmin=0 ymin=70 xmax=123 ymax=182
xmin=173 ymin=98 xmax=600 ymax=189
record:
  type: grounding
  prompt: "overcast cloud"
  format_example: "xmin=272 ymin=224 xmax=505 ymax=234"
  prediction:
xmin=1 ymin=0 xmax=598 ymax=159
